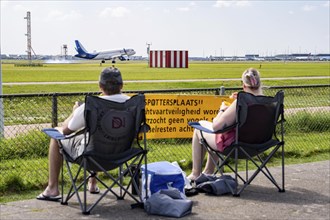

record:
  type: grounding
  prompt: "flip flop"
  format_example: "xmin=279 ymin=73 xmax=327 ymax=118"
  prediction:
xmin=88 ymin=186 xmax=100 ymax=194
xmin=36 ymin=193 xmax=61 ymax=201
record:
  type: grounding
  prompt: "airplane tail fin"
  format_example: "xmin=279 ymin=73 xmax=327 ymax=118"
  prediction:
xmin=75 ymin=40 xmax=88 ymax=55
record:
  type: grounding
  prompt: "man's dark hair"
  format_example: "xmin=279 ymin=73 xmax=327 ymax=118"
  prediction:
xmin=99 ymin=67 xmax=123 ymax=95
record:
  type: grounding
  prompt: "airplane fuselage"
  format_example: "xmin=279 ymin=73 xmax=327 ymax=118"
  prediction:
xmin=74 ymin=40 xmax=136 ymax=63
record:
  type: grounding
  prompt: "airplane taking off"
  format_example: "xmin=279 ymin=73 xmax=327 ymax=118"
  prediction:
xmin=74 ymin=40 xmax=136 ymax=64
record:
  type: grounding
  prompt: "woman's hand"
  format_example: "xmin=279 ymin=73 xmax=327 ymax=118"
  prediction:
xmin=219 ymin=101 xmax=229 ymax=112
xmin=230 ymin=92 xmax=238 ymax=100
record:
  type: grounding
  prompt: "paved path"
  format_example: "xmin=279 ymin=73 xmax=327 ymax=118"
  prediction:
xmin=1 ymin=160 xmax=329 ymax=219
xmin=3 ymin=76 xmax=329 ymax=85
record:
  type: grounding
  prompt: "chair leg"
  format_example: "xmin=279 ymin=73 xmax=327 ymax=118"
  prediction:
xmin=118 ymin=165 xmax=124 ymax=199
xmin=281 ymin=143 xmax=285 ymax=192
xmin=60 ymin=159 xmax=68 ymax=205
xmin=245 ymin=159 xmax=248 ymax=183
xmin=234 ymin=148 xmax=239 ymax=196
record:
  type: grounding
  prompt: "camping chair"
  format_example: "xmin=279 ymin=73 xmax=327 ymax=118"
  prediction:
xmin=188 ymin=91 xmax=285 ymax=196
xmin=42 ymin=93 xmax=149 ymax=214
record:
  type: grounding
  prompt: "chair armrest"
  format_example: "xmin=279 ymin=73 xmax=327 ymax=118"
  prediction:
xmin=188 ymin=122 xmax=214 ymax=134
xmin=42 ymin=128 xmax=85 ymax=140
xmin=188 ymin=122 xmax=236 ymax=134
xmin=42 ymin=128 xmax=67 ymax=140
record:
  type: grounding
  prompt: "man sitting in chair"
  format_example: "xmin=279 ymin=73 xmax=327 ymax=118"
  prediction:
xmin=37 ymin=67 xmax=130 ymax=201
xmin=187 ymin=68 xmax=263 ymax=181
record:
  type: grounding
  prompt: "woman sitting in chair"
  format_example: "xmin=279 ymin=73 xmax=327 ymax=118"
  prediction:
xmin=187 ymin=68 xmax=263 ymax=181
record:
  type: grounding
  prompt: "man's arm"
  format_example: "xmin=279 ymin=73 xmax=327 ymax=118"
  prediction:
xmin=56 ymin=102 xmax=81 ymax=135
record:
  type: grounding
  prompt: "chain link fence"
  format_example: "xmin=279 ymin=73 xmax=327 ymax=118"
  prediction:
xmin=0 ymin=85 xmax=329 ymax=192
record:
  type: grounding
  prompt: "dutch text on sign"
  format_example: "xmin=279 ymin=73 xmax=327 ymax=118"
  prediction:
xmin=144 ymin=94 xmax=233 ymax=139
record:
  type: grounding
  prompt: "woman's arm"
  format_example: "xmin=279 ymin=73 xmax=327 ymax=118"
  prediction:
xmin=212 ymin=99 xmax=237 ymax=131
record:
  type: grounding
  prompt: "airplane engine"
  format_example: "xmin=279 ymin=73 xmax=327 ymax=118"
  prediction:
xmin=118 ymin=56 xmax=127 ymax=61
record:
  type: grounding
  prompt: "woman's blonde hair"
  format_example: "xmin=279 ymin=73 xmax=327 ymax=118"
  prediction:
xmin=242 ymin=68 xmax=261 ymax=89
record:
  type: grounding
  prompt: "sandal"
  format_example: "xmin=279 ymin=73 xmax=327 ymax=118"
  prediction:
xmin=88 ymin=185 xmax=100 ymax=194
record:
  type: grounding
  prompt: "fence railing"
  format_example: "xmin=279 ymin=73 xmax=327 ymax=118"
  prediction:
xmin=0 ymin=85 xmax=329 ymax=191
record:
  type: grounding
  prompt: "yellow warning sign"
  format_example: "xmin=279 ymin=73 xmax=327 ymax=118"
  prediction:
xmin=144 ymin=94 xmax=233 ymax=139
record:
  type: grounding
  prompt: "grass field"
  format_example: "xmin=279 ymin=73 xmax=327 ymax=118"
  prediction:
xmin=1 ymin=61 xmax=329 ymax=94
xmin=0 ymin=60 xmax=329 ymax=203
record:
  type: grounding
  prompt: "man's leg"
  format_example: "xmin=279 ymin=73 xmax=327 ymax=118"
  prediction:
xmin=39 ymin=135 xmax=99 ymax=198
xmin=42 ymin=138 xmax=62 ymax=196
xmin=37 ymin=138 xmax=62 ymax=200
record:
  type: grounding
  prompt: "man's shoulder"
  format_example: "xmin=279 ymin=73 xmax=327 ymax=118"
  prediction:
xmin=100 ymin=94 xmax=130 ymax=103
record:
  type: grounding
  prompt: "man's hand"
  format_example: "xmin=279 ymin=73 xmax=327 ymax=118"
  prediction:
xmin=73 ymin=101 xmax=81 ymax=111
xmin=54 ymin=127 xmax=63 ymax=134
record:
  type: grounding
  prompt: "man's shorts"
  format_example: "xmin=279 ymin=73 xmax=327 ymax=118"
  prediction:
xmin=60 ymin=134 xmax=85 ymax=161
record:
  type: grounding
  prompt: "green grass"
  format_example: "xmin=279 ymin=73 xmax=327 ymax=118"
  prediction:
xmin=0 ymin=60 xmax=329 ymax=203
xmin=1 ymin=138 xmax=329 ymax=203
xmin=2 ymin=78 xmax=329 ymax=94
xmin=3 ymin=61 xmax=329 ymax=82
xmin=1 ymin=61 xmax=329 ymax=94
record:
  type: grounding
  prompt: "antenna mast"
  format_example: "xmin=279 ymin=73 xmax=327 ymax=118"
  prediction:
xmin=24 ymin=11 xmax=32 ymax=63
xmin=146 ymin=42 xmax=152 ymax=66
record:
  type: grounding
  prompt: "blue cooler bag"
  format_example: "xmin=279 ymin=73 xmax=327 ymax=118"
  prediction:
xmin=141 ymin=161 xmax=185 ymax=200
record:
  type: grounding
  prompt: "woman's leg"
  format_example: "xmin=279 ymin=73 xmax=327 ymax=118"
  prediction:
xmin=187 ymin=121 xmax=219 ymax=180
xmin=187 ymin=128 xmax=207 ymax=180
xmin=198 ymin=121 xmax=219 ymax=175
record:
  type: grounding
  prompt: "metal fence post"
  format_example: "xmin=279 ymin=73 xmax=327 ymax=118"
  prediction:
xmin=0 ymin=98 xmax=3 ymax=138
xmin=220 ymin=86 xmax=225 ymax=95
xmin=0 ymin=62 xmax=3 ymax=138
xmin=52 ymin=93 xmax=58 ymax=128
xmin=215 ymin=86 xmax=226 ymax=95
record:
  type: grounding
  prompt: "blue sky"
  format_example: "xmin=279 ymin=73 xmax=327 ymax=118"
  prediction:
xmin=1 ymin=0 xmax=329 ymax=57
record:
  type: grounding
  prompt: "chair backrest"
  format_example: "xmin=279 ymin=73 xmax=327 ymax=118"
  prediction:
xmin=84 ymin=94 xmax=146 ymax=155
xmin=236 ymin=91 xmax=284 ymax=144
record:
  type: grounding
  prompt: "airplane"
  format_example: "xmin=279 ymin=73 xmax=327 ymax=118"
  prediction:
xmin=74 ymin=40 xmax=136 ymax=64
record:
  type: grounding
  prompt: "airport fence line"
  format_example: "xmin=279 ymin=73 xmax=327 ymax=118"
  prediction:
xmin=0 ymin=85 xmax=329 ymax=189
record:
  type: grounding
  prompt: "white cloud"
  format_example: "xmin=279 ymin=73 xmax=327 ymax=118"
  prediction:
xmin=177 ymin=7 xmax=190 ymax=12
xmin=189 ymin=2 xmax=196 ymax=7
xmin=144 ymin=7 xmax=151 ymax=11
xmin=176 ymin=1 xmax=197 ymax=11
xmin=99 ymin=6 xmax=130 ymax=18
xmin=322 ymin=1 xmax=330 ymax=7
xmin=288 ymin=10 xmax=294 ymax=15
xmin=1 ymin=1 xmax=9 ymax=8
xmin=13 ymin=4 xmax=29 ymax=12
xmin=163 ymin=8 xmax=171 ymax=14
xmin=302 ymin=4 xmax=317 ymax=12
xmin=213 ymin=1 xmax=232 ymax=8
xmin=235 ymin=1 xmax=251 ymax=7
xmin=213 ymin=0 xmax=250 ymax=8
xmin=46 ymin=10 xmax=82 ymax=21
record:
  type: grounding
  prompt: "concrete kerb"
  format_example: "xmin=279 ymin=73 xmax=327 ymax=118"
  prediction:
xmin=1 ymin=160 xmax=329 ymax=220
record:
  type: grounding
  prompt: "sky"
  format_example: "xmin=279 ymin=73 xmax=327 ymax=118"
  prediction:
xmin=1 ymin=0 xmax=330 ymax=57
